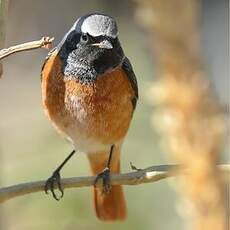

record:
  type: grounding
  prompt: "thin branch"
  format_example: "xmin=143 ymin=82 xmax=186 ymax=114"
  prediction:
xmin=0 ymin=36 xmax=54 ymax=60
xmin=0 ymin=164 xmax=229 ymax=203
xmin=0 ymin=0 xmax=9 ymax=77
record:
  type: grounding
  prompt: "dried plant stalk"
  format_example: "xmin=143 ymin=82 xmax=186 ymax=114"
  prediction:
xmin=134 ymin=0 xmax=228 ymax=229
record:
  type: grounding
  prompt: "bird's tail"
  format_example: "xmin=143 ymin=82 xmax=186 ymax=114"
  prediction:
xmin=87 ymin=149 xmax=126 ymax=221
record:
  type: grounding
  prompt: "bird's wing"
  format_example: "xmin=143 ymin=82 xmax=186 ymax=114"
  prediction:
xmin=122 ymin=57 xmax=138 ymax=109
xmin=41 ymin=48 xmax=57 ymax=80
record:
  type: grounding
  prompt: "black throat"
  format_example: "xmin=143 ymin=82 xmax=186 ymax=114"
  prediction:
xmin=58 ymin=36 xmax=124 ymax=84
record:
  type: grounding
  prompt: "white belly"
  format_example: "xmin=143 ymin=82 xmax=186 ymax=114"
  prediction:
xmin=66 ymin=131 xmax=123 ymax=154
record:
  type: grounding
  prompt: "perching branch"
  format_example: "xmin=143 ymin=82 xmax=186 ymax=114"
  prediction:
xmin=0 ymin=36 xmax=54 ymax=60
xmin=0 ymin=164 xmax=229 ymax=203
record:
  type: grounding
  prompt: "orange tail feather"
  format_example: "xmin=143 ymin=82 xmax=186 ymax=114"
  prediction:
xmin=88 ymin=150 xmax=126 ymax=221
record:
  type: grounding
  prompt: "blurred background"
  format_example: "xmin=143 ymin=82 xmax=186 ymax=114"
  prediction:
xmin=0 ymin=0 xmax=228 ymax=229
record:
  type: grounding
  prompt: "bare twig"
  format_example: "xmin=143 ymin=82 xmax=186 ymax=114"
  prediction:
xmin=0 ymin=36 xmax=54 ymax=60
xmin=0 ymin=164 xmax=229 ymax=204
xmin=0 ymin=0 xmax=9 ymax=77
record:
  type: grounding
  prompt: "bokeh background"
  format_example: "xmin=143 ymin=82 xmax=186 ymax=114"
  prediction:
xmin=0 ymin=0 xmax=228 ymax=229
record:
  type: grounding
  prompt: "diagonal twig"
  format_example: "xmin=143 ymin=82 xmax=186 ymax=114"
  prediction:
xmin=0 ymin=36 xmax=54 ymax=60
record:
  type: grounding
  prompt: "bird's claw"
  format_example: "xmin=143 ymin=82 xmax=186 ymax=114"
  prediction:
xmin=94 ymin=167 xmax=111 ymax=194
xmin=44 ymin=170 xmax=64 ymax=201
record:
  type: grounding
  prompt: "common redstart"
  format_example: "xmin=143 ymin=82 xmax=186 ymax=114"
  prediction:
xmin=41 ymin=13 xmax=138 ymax=221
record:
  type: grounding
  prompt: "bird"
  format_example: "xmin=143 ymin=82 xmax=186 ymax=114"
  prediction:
xmin=41 ymin=13 xmax=138 ymax=221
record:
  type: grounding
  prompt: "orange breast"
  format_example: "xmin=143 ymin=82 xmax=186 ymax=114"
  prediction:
xmin=41 ymin=51 xmax=134 ymax=145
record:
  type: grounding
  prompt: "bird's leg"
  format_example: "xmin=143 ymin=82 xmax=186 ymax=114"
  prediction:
xmin=44 ymin=149 xmax=75 ymax=200
xmin=94 ymin=145 xmax=115 ymax=194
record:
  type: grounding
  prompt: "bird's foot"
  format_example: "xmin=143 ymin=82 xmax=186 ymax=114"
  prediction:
xmin=44 ymin=170 xmax=64 ymax=201
xmin=94 ymin=167 xmax=111 ymax=194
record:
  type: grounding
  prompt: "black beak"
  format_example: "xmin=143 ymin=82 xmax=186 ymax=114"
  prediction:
xmin=91 ymin=40 xmax=113 ymax=49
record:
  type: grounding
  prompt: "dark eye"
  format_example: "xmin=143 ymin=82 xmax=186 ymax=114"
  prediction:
xmin=81 ymin=34 xmax=89 ymax=43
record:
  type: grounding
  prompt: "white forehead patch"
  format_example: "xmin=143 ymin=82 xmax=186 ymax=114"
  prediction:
xmin=81 ymin=14 xmax=118 ymax=38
